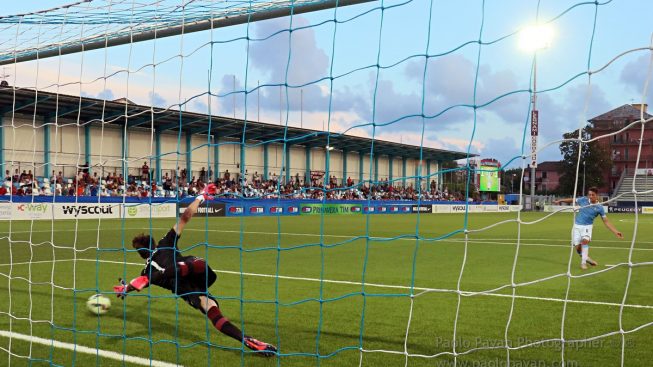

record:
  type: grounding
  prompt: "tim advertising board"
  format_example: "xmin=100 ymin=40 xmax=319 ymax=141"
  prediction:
xmin=249 ymin=206 xmax=265 ymax=215
xmin=299 ymin=203 xmax=362 ymax=215
xmin=269 ymin=206 xmax=284 ymax=214
xmin=179 ymin=202 xmax=226 ymax=217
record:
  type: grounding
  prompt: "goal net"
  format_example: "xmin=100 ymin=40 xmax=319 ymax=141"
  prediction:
xmin=0 ymin=0 xmax=651 ymax=366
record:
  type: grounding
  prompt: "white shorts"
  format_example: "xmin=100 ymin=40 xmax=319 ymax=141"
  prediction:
xmin=572 ymin=224 xmax=593 ymax=246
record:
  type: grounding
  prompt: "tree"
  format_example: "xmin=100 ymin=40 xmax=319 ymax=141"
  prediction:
xmin=501 ymin=168 xmax=522 ymax=193
xmin=439 ymin=160 xmax=478 ymax=198
xmin=558 ymin=125 xmax=611 ymax=196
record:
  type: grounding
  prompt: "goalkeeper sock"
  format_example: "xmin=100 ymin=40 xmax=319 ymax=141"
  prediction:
xmin=207 ymin=306 xmax=243 ymax=341
xmin=581 ymin=244 xmax=589 ymax=264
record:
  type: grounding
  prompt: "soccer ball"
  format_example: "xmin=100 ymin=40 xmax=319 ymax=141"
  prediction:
xmin=86 ymin=294 xmax=111 ymax=315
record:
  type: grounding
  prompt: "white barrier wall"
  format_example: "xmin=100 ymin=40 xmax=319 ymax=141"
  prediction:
xmin=345 ymin=152 xmax=359 ymax=182
xmin=3 ymin=114 xmax=442 ymax=186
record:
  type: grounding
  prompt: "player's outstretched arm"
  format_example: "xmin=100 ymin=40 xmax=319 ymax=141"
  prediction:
xmin=602 ymin=216 xmax=624 ymax=239
xmin=174 ymin=183 xmax=216 ymax=235
xmin=553 ymin=198 xmax=574 ymax=205
xmin=113 ymin=276 xmax=150 ymax=299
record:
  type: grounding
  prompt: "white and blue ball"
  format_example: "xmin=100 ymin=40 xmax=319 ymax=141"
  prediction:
xmin=86 ymin=294 xmax=111 ymax=315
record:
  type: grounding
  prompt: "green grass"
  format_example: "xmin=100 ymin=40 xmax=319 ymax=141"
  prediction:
xmin=0 ymin=212 xmax=652 ymax=366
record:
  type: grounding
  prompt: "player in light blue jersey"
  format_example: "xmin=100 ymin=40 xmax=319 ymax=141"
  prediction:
xmin=554 ymin=187 xmax=623 ymax=270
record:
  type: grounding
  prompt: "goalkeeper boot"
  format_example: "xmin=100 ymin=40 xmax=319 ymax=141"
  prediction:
xmin=585 ymin=257 xmax=598 ymax=267
xmin=244 ymin=336 xmax=277 ymax=357
xmin=580 ymin=262 xmax=589 ymax=270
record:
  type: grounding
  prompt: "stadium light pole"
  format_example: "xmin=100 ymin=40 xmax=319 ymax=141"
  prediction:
xmin=511 ymin=173 xmax=516 ymax=193
xmin=519 ymin=23 xmax=553 ymax=210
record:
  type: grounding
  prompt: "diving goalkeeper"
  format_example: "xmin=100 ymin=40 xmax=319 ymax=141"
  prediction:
xmin=113 ymin=183 xmax=277 ymax=356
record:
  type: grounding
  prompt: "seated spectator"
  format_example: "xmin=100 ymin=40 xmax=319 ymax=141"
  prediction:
xmin=163 ymin=178 xmax=172 ymax=191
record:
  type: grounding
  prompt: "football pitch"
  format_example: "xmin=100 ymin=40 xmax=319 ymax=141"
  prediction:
xmin=0 ymin=212 xmax=652 ymax=366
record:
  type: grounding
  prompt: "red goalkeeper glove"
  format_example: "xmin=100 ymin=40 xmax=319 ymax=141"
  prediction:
xmin=113 ymin=278 xmax=127 ymax=299
xmin=113 ymin=276 xmax=149 ymax=299
xmin=197 ymin=183 xmax=217 ymax=202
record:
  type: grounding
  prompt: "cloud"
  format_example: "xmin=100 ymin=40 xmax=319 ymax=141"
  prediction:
xmin=369 ymin=54 xmax=528 ymax=134
xmin=477 ymin=136 xmax=519 ymax=165
xmin=247 ymin=16 xmax=373 ymax=122
xmin=97 ymin=89 xmax=114 ymax=100
xmin=149 ymin=91 xmax=167 ymax=108
xmin=537 ymin=82 xmax=611 ymax=141
xmin=620 ymin=54 xmax=653 ymax=105
xmin=251 ymin=17 xmax=329 ymax=86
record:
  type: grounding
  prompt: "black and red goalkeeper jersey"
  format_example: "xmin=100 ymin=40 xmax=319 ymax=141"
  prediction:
xmin=140 ymin=228 xmax=217 ymax=294
xmin=140 ymin=229 xmax=183 ymax=291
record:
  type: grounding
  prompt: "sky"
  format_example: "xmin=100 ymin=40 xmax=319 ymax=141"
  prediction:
xmin=0 ymin=0 xmax=651 ymax=169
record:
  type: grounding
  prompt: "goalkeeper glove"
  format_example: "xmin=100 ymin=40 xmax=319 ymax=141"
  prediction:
xmin=113 ymin=276 xmax=149 ymax=299
xmin=113 ymin=278 xmax=127 ymax=299
xmin=197 ymin=183 xmax=217 ymax=203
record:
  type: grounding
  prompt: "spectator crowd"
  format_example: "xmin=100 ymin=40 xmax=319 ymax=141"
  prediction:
xmin=2 ymin=162 xmax=467 ymax=202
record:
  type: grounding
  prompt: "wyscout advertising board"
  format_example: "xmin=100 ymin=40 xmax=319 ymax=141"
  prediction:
xmin=479 ymin=166 xmax=500 ymax=192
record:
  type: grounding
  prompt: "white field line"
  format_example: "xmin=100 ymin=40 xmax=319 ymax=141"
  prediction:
xmin=3 ymin=227 xmax=653 ymax=251
xmin=2 ymin=258 xmax=652 ymax=311
xmin=0 ymin=330 xmax=181 ymax=367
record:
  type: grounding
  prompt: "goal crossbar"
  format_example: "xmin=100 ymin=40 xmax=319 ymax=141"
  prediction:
xmin=0 ymin=0 xmax=374 ymax=66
